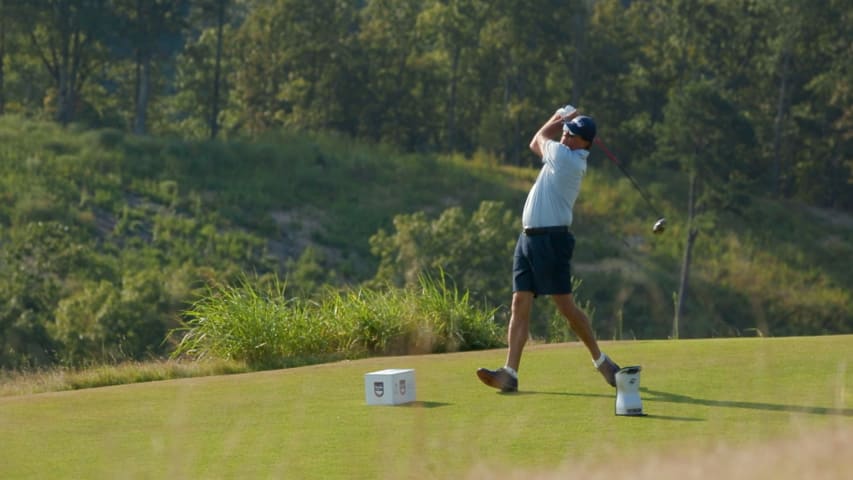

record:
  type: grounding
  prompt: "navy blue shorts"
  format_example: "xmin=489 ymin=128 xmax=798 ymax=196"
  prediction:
xmin=512 ymin=228 xmax=575 ymax=296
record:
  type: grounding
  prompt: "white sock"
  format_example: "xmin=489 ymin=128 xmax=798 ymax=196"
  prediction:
xmin=502 ymin=366 xmax=518 ymax=378
xmin=593 ymin=353 xmax=607 ymax=368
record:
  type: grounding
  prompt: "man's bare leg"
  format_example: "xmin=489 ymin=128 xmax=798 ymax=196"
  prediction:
xmin=552 ymin=293 xmax=601 ymax=360
xmin=553 ymin=293 xmax=619 ymax=386
xmin=505 ymin=291 xmax=534 ymax=372
xmin=475 ymin=291 xmax=533 ymax=392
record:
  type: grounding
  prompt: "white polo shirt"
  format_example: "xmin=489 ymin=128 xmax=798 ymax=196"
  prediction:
xmin=521 ymin=140 xmax=588 ymax=228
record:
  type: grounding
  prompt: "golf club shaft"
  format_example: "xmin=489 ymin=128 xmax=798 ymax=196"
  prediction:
xmin=593 ymin=137 xmax=662 ymax=217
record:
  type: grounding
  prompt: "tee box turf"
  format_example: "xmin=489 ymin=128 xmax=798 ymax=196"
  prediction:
xmin=364 ymin=369 xmax=416 ymax=405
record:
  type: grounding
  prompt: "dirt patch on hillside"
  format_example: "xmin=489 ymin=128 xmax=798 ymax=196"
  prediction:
xmin=466 ymin=425 xmax=852 ymax=480
xmin=805 ymin=205 xmax=853 ymax=229
xmin=268 ymin=207 xmax=327 ymax=259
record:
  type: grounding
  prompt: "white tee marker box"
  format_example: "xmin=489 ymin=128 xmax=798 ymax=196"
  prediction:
xmin=364 ymin=369 xmax=416 ymax=405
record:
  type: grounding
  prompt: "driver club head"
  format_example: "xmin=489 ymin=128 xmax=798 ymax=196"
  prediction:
xmin=652 ymin=217 xmax=666 ymax=234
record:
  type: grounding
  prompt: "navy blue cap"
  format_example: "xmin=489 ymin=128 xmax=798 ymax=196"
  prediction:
xmin=563 ymin=115 xmax=597 ymax=142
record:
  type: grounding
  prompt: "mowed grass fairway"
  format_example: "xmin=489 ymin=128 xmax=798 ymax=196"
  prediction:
xmin=2 ymin=336 xmax=851 ymax=479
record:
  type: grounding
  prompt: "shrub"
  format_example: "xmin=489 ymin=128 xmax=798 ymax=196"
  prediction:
xmin=169 ymin=274 xmax=503 ymax=370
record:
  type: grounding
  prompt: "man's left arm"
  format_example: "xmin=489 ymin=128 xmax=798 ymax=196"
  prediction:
xmin=529 ymin=109 xmax=579 ymax=157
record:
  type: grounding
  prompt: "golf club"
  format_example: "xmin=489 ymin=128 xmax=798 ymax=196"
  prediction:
xmin=592 ymin=137 xmax=666 ymax=234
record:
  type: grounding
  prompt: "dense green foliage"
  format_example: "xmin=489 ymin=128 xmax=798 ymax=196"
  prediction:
xmin=1 ymin=0 xmax=850 ymax=207
xmin=370 ymin=201 xmax=517 ymax=305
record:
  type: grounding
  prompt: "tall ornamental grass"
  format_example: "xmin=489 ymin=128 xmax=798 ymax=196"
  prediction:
xmin=170 ymin=275 xmax=503 ymax=369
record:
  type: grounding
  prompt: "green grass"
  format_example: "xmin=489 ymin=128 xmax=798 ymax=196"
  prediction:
xmin=1 ymin=336 xmax=850 ymax=479
xmin=0 ymin=359 xmax=250 ymax=397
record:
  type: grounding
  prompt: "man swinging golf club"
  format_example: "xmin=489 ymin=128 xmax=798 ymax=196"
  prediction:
xmin=476 ymin=104 xmax=620 ymax=392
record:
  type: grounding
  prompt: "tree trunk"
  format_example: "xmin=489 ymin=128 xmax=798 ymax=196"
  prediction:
xmin=0 ymin=0 xmax=5 ymax=115
xmin=46 ymin=1 xmax=82 ymax=125
xmin=133 ymin=53 xmax=150 ymax=135
xmin=772 ymin=46 xmax=791 ymax=196
xmin=674 ymin=170 xmax=699 ymax=339
xmin=56 ymin=22 xmax=74 ymax=125
xmin=570 ymin=5 xmax=586 ymax=102
xmin=132 ymin=0 xmax=148 ymax=135
xmin=446 ymin=45 xmax=460 ymax=151
xmin=57 ymin=69 xmax=74 ymax=124
xmin=209 ymin=0 xmax=225 ymax=140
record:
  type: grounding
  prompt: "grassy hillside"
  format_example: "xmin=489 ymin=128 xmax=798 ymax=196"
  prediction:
xmin=0 ymin=116 xmax=524 ymax=276
xmin=0 ymin=116 xmax=851 ymax=368
xmin=0 ymin=336 xmax=850 ymax=478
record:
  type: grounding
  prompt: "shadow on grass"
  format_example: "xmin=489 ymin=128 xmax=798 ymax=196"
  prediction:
xmin=398 ymin=401 xmax=453 ymax=409
xmin=510 ymin=390 xmax=609 ymax=398
xmin=642 ymin=414 xmax=705 ymax=421
xmin=511 ymin=391 xmax=705 ymax=421
xmin=641 ymin=388 xmax=853 ymax=417
xmin=513 ymin=389 xmax=851 ymax=417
